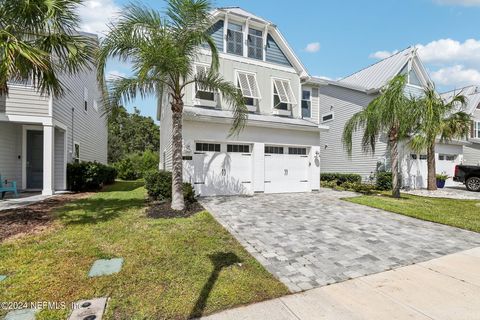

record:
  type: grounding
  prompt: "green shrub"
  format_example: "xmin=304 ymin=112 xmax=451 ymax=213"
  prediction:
xmin=376 ymin=171 xmax=393 ymax=191
xmin=144 ymin=170 xmax=196 ymax=204
xmin=321 ymin=173 xmax=362 ymax=184
xmin=341 ymin=182 xmax=376 ymax=195
xmin=67 ymin=161 xmax=117 ymax=192
xmin=139 ymin=150 xmax=159 ymax=175
xmin=114 ymin=151 xmax=159 ymax=180
xmin=115 ymin=157 xmax=141 ymax=180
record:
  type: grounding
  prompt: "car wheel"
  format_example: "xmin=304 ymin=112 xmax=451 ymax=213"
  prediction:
xmin=466 ymin=177 xmax=480 ymax=192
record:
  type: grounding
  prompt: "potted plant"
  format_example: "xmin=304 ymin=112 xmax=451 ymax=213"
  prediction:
xmin=436 ymin=173 xmax=449 ymax=189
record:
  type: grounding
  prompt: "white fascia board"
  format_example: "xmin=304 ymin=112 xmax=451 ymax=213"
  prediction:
xmin=184 ymin=112 xmax=323 ymax=132
xmin=0 ymin=114 xmax=53 ymax=125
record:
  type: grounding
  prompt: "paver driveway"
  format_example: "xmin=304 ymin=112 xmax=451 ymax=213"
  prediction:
xmin=200 ymin=189 xmax=480 ymax=292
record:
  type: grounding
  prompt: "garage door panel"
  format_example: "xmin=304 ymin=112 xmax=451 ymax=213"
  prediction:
xmin=265 ymin=153 xmax=309 ymax=193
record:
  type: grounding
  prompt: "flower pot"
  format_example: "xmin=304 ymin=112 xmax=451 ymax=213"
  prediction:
xmin=436 ymin=179 xmax=446 ymax=188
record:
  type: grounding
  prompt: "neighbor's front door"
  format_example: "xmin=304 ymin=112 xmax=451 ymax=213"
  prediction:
xmin=26 ymin=130 xmax=43 ymax=189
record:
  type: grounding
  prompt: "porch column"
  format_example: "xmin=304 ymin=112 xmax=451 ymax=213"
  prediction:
xmin=42 ymin=125 xmax=55 ymax=195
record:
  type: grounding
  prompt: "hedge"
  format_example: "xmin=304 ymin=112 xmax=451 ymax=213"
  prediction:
xmin=320 ymin=173 xmax=362 ymax=184
xmin=144 ymin=170 xmax=195 ymax=204
xmin=67 ymin=161 xmax=117 ymax=192
xmin=376 ymin=172 xmax=393 ymax=191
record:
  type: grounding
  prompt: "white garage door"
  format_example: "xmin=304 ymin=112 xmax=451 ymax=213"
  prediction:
xmin=264 ymin=146 xmax=310 ymax=193
xmin=186 ymin=143 xmax=253 ymax=196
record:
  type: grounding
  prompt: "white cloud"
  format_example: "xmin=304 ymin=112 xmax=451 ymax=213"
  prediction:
xmin=78 ymin=0 xmax=120 ymax=35
xmin=433 ymin=0 xmax=480 ymax=6
xmin=369 ymin=50 xmax=399 ymax=59
xmin=416 ymin=39 xmax=480 ymax=65
xmin=304 ymin=42 xmax=321 ymax=53
xmin=431 ymin=65 xmax=480 ymax=86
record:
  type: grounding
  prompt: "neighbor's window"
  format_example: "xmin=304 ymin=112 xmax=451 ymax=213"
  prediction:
xmin=265 ymin=146 xmax=284 ymax=154
xmin=74 ymin=143 xmax=80 ymax=163
xmin=196 ymin=143 xmax=220 ymax=152
xmin=247 ymin=28 xmax=263 ymax=60
xmin=227 ymin=144 xmax=250 ymax=153
xmin=301 ymin=90 xmax=311 ymax=118
xmin=288 ymin=147 xmax=307 ymax=155
xmin=227 ymin=22 xmax=243 ymax=56
xmin=322 ymin=113 xmax=334 ymax=123
xmin=194 ymin=64 xmax=215 ymax=101
xmin=83 ymin=87 xmax=88 ymax=112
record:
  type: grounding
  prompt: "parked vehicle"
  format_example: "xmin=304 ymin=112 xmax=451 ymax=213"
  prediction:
xmin=453 ymin=165 xmax=480 ymax=192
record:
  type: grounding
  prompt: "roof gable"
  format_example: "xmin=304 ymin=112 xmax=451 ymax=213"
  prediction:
xmin=339 ymin=47 xmax=432 ymax=92
xmin=441 ymin=86 xmax=480 ymax=115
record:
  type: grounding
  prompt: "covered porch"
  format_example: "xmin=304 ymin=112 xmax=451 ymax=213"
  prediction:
xmin=0 ymin=119 xmax=68 ymax=196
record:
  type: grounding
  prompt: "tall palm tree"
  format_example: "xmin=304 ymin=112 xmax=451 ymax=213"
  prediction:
xmin=410 ymin=88 xmax=470 ymax=190
xmin=98 ymin=0 xmax=248 ymax=210
xmin=343 ymin=75 xmax=417 ymax=198
xmin=0 ymin=0 xmax=96 ymax=96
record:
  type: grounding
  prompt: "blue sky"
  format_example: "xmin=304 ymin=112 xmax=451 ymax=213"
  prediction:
xmin=79 ymin=0 xmax=480 ymax=120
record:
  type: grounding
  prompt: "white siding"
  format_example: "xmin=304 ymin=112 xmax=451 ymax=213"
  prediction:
xmin=0 ymin=85 xmax=49 ymax=116
xmin=52 ymin=68 xmax=107 ymax=164
xmin=319 ymin=84 xmax=387 ymax=179
xmin=0 ymin=123 xmax=23 ymax=186
xmin=159 ymin=92 xmax=173 ymax=171
xmin=54 ymin=128 xmax=66 ymax=190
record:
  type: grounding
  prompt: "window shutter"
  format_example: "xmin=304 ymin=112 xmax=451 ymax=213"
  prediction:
xmin=273 ymin=79 xmax=297 ymax=104
xmin=236 ymin=72 xmax=261 ymax=99
xmin=195 ymin=64 xmax=213 ymax=93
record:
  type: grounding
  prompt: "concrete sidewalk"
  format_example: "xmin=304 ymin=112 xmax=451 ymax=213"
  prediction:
xmin=202 ymin=247 xmax=480 ymax=320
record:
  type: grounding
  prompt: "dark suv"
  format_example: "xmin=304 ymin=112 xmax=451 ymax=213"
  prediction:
xmin=453 ymin=165 xmax=480 ymax=192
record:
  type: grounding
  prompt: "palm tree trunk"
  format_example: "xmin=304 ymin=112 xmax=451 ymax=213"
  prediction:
xmin=427 ymin=143 xmax=437 ymax=191
xmin=171 ymin=96 xmax=185 ymax=211
xmin=389 ymin=130 xmax=401 ymax=198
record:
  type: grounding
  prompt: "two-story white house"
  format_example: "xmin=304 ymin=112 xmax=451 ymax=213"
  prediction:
xmin=158 ymin=7 xmax=328 ymax=196
xmin=317 ymin=47 xmax=480 ymax=188
xmin=0 ymin=32 xmax=108 ymax=196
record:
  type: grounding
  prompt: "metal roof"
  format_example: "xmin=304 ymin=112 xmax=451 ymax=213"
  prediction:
xmin=440 ymin=85 xmax=480 ymax=115
xmin=183 ymin=106 xmax=328 ymax=131
xmin=339 ymin=47 xmax=415 ymax=91
xmin=216 ymin=7 xmax=272 ymax=25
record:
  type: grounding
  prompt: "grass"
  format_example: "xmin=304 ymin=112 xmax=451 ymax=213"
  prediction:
xmin=346 ymin=193 xmax=480 ymax=233
xmin=0 ymin=181 xmax=288 ymax=319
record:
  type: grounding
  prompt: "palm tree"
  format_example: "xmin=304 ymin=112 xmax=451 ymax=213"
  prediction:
xmin=343 ymin=75 xmax=417 ymax=198
xmin=410 ymin=88 xmax=470 ymax=190
xmin=0 ymin=0 xmax=96 ymax=96
xmin=98 ymin=0 xmax=248 ymax=210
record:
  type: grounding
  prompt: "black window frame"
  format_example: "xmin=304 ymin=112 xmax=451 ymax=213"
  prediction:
xmin=227 ymin=144 xmax=250 ymax=153
xmin=288 ymin=147 xmax=307 ymax=155
xmin=196 ymin=143 xmax=221 ymax=152
xmin=265 ymin=146 xmax=284 ymax=154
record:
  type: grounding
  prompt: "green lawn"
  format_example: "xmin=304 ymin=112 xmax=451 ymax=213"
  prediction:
xmin=0 ymin=181 xmax=288 ymax=319
xmin=346 ymin=193 xmax=480 ymax=233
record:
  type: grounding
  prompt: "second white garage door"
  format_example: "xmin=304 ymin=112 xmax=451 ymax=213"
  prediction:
xmin=264 ymin=146 xmax=310 ymax=193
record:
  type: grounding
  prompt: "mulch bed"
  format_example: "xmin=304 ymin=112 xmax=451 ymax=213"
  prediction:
xmin=146 ymin=200 xmax=205 ymax=219
xmin=0 ymin=193 xmax=91 ymax=242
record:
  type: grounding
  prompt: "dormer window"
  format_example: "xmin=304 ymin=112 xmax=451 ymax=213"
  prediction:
xmin=226 ymin=23 xmax=243 ymax=56
xmin=400 ymin=64 xmax=422 ymax=87
xmin=273 ymin=78 xmax=296 ymax=111
xmin=248 ymin=28 xmax=263 ymax=60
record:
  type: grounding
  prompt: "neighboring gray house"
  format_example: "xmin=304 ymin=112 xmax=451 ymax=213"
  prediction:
xmin=317 ymin=47 xmax=480 ymax=188
xmin=0 ymin=32 xmax=107 ymax=195
xmin=158 ymin=7 xmax=328 ymax=197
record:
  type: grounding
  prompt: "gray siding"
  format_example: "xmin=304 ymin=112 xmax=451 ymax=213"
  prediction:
xmin=463 ymin=144 xmax=480 ymax=166
xmin=52 ymin=68 xmax=108 ymax=164
xmin=319 ymin=84 xmax=387 ymax=179
xmin=209 ymin=20 xmax=224 ymax=51
xmin=0 ymin=85 xmax=49 ymax=116
xmin=266 ymin=34 xmax=292 ymax=67
xmin=404 ymin=85 xmax=424 ymax=98
xmin=0 ymin=123 xmax=23 ymax=186
xmin=159 ymin=91 xmax=173 ymax=171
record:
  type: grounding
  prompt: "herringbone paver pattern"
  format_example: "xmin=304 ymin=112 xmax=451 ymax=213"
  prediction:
xmin=200 ymin=189 xmax=480 ymax=292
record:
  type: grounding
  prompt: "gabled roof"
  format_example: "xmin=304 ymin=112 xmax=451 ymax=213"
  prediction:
xmin=441 ymin=85 xmax=480 ymax=115
xmin=216 ymin=7 xmax=273 ymax=25
xmin=338 ymin=47 xmax=431 ymax=93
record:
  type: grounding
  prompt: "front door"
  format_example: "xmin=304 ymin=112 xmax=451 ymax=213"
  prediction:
xmin=26 ymin=130 xmax=43 ymax=189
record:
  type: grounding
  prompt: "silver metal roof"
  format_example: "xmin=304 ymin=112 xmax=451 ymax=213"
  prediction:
xmin=441 ymin=85 xmax=480 ymax=115
xmin=339 ymin=47 xmax=414 ymax=91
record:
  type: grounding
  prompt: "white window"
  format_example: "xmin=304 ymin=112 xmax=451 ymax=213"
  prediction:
xmin=321 ymin=112 xmax=334 ymax=123
xmin=247 ymin=28 xmax=263 ymax=60
xmin=74 ymin=142 xmax=80 ymax=163
xmin=474 ymin=121 xmax=480 ymax=139
xmin=227 ymin=22 xmax=243 ymax=56
xmin=301 ymin=90 xmax=311 ymax=118
xmin=272 ymin=78 xmax=296 ymax=110
xmin=194 ymin=64 xmax=215 ymax=101
xmin=236 ymin=71 xmax=261 ymax=102
xmin=83 ymin=87 xmax=88 ymax=112
xmin=93 ymin=99 xmax=99 ymax=112
xmin=400 ymin=64 xmax=422 ymax=87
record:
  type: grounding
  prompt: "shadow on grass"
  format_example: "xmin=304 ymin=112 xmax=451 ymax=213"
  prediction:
xmin=189 ymin=252 xmax=242 ymax=319
xmin=56 ymin=181 xmax=146 ymax=225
